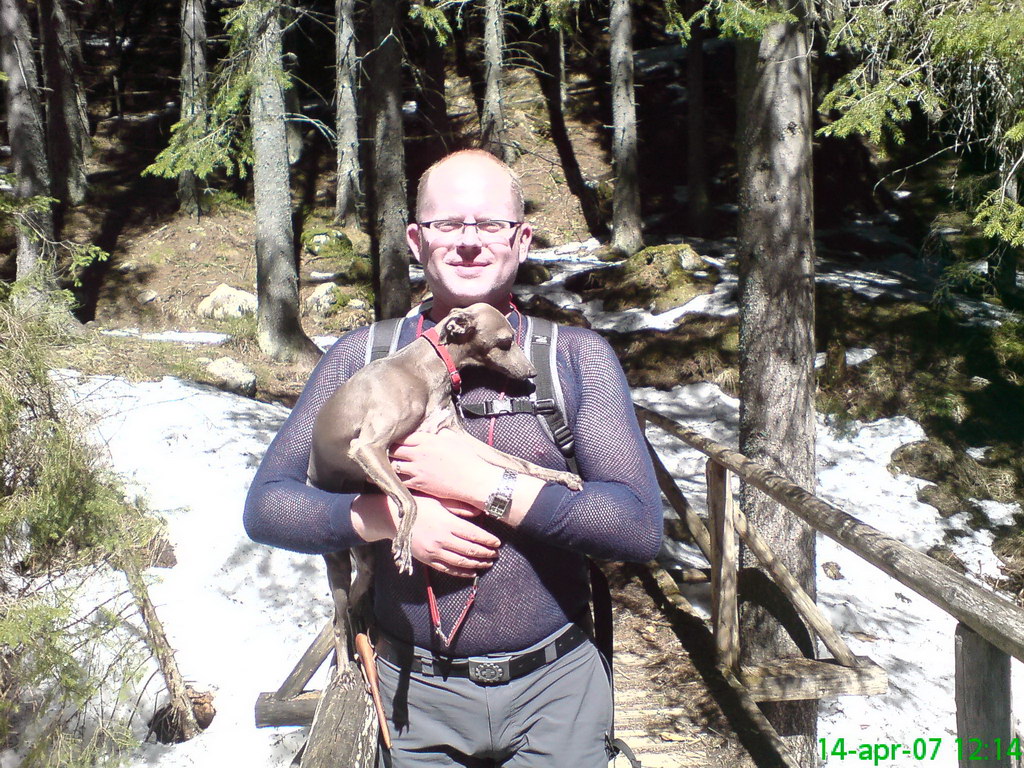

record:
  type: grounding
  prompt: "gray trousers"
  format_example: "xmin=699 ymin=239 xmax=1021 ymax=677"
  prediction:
xmin=375 ymin=626 xmax=613 ymax=767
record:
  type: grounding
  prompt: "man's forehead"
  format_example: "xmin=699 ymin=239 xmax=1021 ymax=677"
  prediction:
xmin=424 ymin=158 xmax=513 ymax=193
xmin=419 ymin=160 xmax=517 ymax=212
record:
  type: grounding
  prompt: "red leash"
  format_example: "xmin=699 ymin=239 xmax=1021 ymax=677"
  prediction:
xmin=415 ymin=299 xmax=522 ymax=650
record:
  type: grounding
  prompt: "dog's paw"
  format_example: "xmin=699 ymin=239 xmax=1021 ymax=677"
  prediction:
xmin=392 ymin=538 xmax=414 ymax=575
xmin=561 ymin=472 xmax=583 ymax=491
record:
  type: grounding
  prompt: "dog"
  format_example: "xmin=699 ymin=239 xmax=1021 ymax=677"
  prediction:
xmin=308 ymin=303 xmax=583 ymax=576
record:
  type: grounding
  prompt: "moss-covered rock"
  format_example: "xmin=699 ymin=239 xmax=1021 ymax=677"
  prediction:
xmin=565 ymin=242 xmax=716 ymax=315
xmin=517 ymin=261 xmax=552 ymax=286
xmin=302 ymin=226 xmax=354 ymax=260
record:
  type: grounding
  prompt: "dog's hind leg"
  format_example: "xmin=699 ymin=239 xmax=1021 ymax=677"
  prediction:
xmin=349 ymin=438 xmax=419 ymax=575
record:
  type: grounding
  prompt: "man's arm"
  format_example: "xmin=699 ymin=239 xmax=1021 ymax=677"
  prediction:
xmin=243 ymin=329 xmax=368 ymax=554
xmin=243 ymin=326 xmax=501 ymax=572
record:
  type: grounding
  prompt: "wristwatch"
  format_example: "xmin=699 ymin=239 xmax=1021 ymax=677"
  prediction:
xmin=485 ymin=469 xmax=519 ymax=520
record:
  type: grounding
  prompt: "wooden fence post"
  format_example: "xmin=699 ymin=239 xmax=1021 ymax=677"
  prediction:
xmin=955 ymin=623 xmax=1012 ymax=768
xmin=707 ymin=459 xmax=739 ymax=672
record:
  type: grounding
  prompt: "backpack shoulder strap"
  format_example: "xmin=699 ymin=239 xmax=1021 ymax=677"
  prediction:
xmin=365 ymin=301 xmax=431 ymax=365
xmin=365 ymin=317 xmax=405 ymax=365
xmin=524 ymin=317 xmax=579 ymax=476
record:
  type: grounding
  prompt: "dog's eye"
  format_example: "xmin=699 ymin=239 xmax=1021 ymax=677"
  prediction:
xmin=498 ymin=336 xmax=513 ymax=350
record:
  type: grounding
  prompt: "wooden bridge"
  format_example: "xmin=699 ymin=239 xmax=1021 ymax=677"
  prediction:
xmin=254 ymin=404 xmax=1023 ymax=768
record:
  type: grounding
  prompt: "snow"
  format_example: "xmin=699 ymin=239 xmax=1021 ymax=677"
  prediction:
xmin=11 ymin=249 xmax=1024 ymax=767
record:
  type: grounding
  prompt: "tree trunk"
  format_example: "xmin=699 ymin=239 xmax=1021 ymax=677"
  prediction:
xmin=686 ymin=15 xmax=709 ymax=236
xmin=609 ymin=0 xmax=642 ymax=255
xmin=0 ymin=0 xmax=55 ymax=305
xmin=367 ymin=0 xmax=410 ymax=320
xmin=122 ymin=561 xmax=203 ymax=743
xmin=735 ymin=15 xmax=817 ymax=768
xmin=177 ymin=0 xmax=208 ymax=218
xmin=249 ymin=0 xmax=321 ymax=364
xmin=480 ymin=0 xmax=514 ymax=162
xmin=535 ymin=17 xmax=607 ymax=240
xmin=38 ymin=0 xmax=89 ymax=212
xmin=333 ymin=0 xmax=360 ymax=226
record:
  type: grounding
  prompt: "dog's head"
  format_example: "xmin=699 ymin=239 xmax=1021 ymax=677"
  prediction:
xmin=438 ymin=303 xmax=536 ymax=380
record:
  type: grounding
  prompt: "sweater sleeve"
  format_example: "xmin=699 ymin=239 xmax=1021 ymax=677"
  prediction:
xmin=515 ymin=327 xmax=663 ymax=562
xmin=242 ymin=328 xmax=370 ymax=554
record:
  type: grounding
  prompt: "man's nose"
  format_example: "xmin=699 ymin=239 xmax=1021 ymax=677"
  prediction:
xmin=455 ymin=222 xmax=483 ymax=248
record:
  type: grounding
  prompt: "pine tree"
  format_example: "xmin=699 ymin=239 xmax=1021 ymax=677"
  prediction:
xmin=333 ymin=0 xmax=360 ymax=226
xmin=610 ymin=0 xmax=643 ymax=255
xmin=38 ymin=0 xmax=89 ymax=211
xmin=248 ymin=0 xmax=321 ymax=363
xmin=480 ymin=0 xmax=515 ymax=162
xmin=0 ymin=0 xmax=56 ymax=306
xmin=735 ymin=5 xmax=818 ymax=760
xmin=177 ymin=0 xmax=208 ymax=217
xmin=367 ymin=0 xmax=411 ymax=320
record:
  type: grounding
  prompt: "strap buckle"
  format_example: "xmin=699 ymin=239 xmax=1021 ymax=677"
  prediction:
xmin=485 ymin=400 xmax=514 ymax=416
xmin=467 ymin=656 xmax=511 ymax=684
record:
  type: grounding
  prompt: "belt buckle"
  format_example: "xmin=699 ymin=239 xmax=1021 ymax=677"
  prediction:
xmin=468 ymin=656 xmax=511 ymax=684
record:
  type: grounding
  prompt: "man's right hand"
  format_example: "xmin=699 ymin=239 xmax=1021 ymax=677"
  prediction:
xmin=351 ymin=492 xmax=501 ymax=578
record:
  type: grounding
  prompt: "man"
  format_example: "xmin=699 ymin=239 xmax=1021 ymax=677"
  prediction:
xmin=244 ymin=150 xmax=662 ymax=767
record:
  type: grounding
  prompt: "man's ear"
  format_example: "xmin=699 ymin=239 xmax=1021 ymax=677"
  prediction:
xmin=517 ymin=221 xmax=533 ymax=264
xmin=440 ymin=308 xmax=475 ymax=344
xmin=407 ymin=222 xmax=425 ymax=265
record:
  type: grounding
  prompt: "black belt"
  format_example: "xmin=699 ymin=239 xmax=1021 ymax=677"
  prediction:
xmin=375 ymin=624 xmax=590 ymax=685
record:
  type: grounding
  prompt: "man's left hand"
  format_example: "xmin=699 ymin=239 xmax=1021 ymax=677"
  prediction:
xmin=389 ymin=429 xmax=501 ymax=510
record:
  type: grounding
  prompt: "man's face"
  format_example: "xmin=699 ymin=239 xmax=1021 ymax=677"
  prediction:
xmin=406 ymin=156 xmax=532 ymax=314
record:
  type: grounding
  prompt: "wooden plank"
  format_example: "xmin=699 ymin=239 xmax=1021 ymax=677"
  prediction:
xmin=645 ymin=435 xmax=713 ymax=561
xmin=732 ymin=504 xmax=858 ymax=668
xmin=275 ymin=621 xmax=334 ymax=701
xmin=707 ymin=461 xmax=739 ymax=672
xmin=255 ymin=690 xmax=321 ymax=728
xmin=645 ymin=560 xmax=697 ymax=614
xmin=636 ymin=404 xmax=1024 ymax=664
xmin=301 ymin=667 xmax=378 ymax=768
xmin=739 ymin=656 xmax=888 ymax=702
xmin=955 ymin=623 xmax=1012 ymax=768
xmin=717 ymin=666 xmax=802 ymax=768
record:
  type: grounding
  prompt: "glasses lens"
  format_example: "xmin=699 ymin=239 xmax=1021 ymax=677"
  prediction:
xmin=432 ymin=220 xmax=463 ymax=233
xmin=477 ymin=220 xmax=508 ymax=234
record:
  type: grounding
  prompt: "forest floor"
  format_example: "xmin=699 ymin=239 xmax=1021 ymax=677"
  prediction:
xmin=33 ymin=63 xmax=777 ymax=767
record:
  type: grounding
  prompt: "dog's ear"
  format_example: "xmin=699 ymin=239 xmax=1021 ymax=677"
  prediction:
xmin=440 ymin=308 xmax=476 ymax=344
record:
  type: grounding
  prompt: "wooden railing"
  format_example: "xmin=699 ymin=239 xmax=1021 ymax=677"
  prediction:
xmin=636 ymin=404 xmax=1020 ymax=768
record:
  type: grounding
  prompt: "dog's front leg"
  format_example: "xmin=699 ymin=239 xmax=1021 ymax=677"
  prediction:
xmin=349 ymin=438 xmax=418 ymax=575
xmin=440 ymin=421 xmax=583 ymax=491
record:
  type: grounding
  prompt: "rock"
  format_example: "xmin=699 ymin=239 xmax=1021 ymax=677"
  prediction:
xmin=564 ymin=242 xmax=715 ymax=315
xmin=302 ymin=226 xmax=353 ymax=259
xmin=205 ymin=356 xmax=257 ymax=397
xmin=916 ymin=484 xmax=962 ymax=517
xmin=889 ymin=440 xmax=955 ymax=482
xmin=197 ymin=284 xmax=257 ymax=320
xmin=306 ymin=283 xmax=340 ymax=316
xmin=517 ymin=295 xmax=591 ymax=328
xmin=116 ymin=260 xmax=139 ymax=273
xmin=592 ymin=244 xmax=627 ymax=262
xmin=926 ymin=544 xmax=967 ymax=574
xmin=821 ymin=561 xmax=843 ymax=580
xmin=137 ymin=289 xmax=159 ymax=305
xmin=348 ymin=298 xmax=367 ymax=310
xmin=516 ymin=261 xmax=551 ymax=286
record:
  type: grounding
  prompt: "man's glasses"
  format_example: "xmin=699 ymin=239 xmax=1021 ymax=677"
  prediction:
xmin=418 ymin=219 xmax=522 ymax=241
